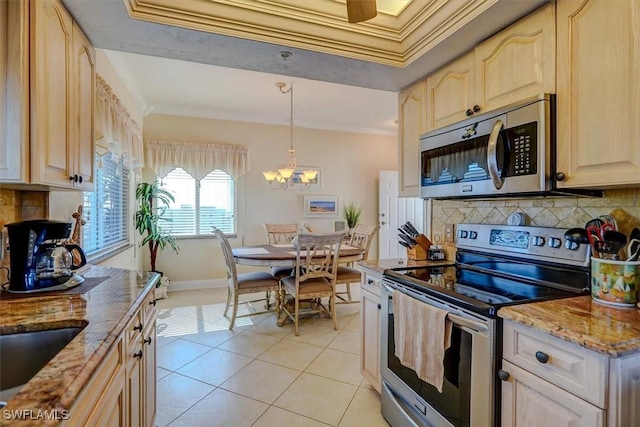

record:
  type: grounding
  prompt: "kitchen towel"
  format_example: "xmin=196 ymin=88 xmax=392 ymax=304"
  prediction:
xmin=393 ymin=291 xmax=452 ymax=392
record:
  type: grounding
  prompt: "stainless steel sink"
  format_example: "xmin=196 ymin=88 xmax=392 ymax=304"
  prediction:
xmin=0 ymin=326 xmax=85 ymax=403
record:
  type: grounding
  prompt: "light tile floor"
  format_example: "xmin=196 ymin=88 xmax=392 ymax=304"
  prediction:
xmin=155 ymin=285 xmax=390 ymax=427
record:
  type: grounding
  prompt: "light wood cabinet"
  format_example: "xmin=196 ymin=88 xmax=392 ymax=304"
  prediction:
xmin=555 ymin=0 xmax=640 ymax=189
xmin=425 ymin=3 xmax=555 ymax=132
xmin=65 ymin=290 xmax=157 ymax=427
xmin=501 ymin=320 xmax=640 ymax=427
xmin=426 ymin=51 xmax=475 ymax=131
xmin=1 ymin=0 xmax=94 ymax=189
xmin=360 ymin=266 xmax=382 ymax=392
xmin=397 ymin=80 xmax=427 ymax=197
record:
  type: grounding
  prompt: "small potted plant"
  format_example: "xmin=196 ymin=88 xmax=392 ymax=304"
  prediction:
xmin=135 ymin=182 xmax=180 ymax=274
xmin=343 ymin=202 xmax=362 ymax=235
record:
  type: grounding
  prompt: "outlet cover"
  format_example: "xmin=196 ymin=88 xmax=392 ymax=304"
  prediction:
xmin=444 ymin=224 xmax=455 ymax=243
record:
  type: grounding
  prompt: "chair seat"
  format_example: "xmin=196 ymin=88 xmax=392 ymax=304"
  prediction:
xmin=335 ymin=266 xmax=361 ymax=282
xmin=281 ymin=276 xmax=332 ymax=294
xmin=271 ymin=266 xmax=294 ymax=280
xmin=237 ymin=271 xmax=279 ymax=292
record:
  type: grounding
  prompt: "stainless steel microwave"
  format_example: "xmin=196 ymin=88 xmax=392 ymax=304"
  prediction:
xmin=420 ymin=94 xmax=558 ymax=199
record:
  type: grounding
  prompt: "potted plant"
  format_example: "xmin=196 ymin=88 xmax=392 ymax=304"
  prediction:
xmin=343 ymin=202 xmax=362 ymax=235
xmin=135 ymin=182 xmax=180 ymax=273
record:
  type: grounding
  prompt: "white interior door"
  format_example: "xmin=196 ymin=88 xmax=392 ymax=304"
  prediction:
xmin=378 ymin=171 xmax=430 ymax=259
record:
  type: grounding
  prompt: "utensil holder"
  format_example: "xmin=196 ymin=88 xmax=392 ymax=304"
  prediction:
xmin=591 ymin=257 xmax=640 ymax=308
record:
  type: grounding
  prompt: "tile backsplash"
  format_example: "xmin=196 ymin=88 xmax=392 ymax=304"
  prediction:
xmin=432 ymin=189 xmax=640 ymax=253
xmin=0 ymin=189 xmax=48 ymax=284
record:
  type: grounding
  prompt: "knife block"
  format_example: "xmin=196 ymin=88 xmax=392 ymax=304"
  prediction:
xmin=407 ymin=245 xmax=428 ymax=260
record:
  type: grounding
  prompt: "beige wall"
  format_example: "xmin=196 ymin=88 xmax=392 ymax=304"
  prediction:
xmin=144 ymin=114 xmax=397 ymax=282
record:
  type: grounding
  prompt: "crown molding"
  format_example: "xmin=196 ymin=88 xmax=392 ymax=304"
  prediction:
xmin=123 ymin=0 xmax=500 ymax=67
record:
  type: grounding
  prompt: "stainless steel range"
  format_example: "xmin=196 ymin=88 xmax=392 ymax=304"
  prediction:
xmin=380 ymin=223 xmax=591 ymax=427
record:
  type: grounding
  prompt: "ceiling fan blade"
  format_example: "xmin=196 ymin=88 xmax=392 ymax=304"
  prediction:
xmin=346 ymin=0 xmax=377 ymax=23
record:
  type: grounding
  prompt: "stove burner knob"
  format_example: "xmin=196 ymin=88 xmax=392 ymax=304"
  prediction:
xmin=469 ymin=231 xmax=478 ymax=239
xmin=564 ymin=240 xmax=579 ymax=250
xmin=548 ymin=237 xmax=562 ymax=249
xmin=460 ymin=230 xmax=469 ymax=239
xmin=532 ymin=236 xmax=545 ymax=247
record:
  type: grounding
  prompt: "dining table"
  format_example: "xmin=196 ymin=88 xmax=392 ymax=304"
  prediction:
xmin=232 ymin=243 xmax=366 ymax=267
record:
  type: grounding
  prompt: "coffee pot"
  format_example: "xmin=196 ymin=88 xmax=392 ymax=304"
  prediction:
xmin=5 ymin=220 xmax=86 ymax=293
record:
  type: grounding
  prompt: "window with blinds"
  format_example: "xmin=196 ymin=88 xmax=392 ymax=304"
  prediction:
xmin=160 ymin=168 xmax=235 ymax=235
xmin=83 ymin=154 xmax=130 ymax=255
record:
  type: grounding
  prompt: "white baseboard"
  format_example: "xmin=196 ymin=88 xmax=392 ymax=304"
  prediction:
xmin=168 ymin=279 xmax=227 ymax=291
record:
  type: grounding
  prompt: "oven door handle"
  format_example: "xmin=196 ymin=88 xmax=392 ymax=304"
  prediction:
xmin=448 ymin=313 xmax=488 ymax=333
xmin=382 ymin=282 xmax=488 ymax=333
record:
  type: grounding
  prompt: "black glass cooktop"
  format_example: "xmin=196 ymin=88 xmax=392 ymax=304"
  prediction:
xmin=384 ymin=251 xmax=590 ymax=317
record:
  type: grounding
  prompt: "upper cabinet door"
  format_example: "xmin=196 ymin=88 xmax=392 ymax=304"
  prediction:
xmin=71 ymin=21 xmax=96 ymax=191
xmin=474 ymin=2 xmax=555 ymax=113
xmin=0 ymin=0 xmax=29 ymax=183
xmin=556 ymin=0 xmax=640 ymax=189
xmin=398 ymin=80 xmax=427 ymax=197
xmin=426 ymin=51 xmax=475 ymax=131
xmin=30 ymin=0 xmax=74 ymax=188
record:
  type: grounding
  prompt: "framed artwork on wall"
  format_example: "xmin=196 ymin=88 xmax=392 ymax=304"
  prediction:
xmin=304 ymin=195 xmax=339 ymax=217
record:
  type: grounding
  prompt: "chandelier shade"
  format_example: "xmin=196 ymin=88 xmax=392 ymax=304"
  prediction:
xmin=263 ymin=82 xmax=319 ymax=190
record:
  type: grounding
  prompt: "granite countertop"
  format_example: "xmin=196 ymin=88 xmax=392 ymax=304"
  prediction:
xmin=358 ymin=258 xmax=455 ymax=274
xmin=0 ymin=265 xmax=159 ymax=425
xmin=499 ymin=295 xmax=640 ymax=358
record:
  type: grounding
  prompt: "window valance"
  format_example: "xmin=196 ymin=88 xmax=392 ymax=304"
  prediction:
xmin=95 ymin=75 xmax=144 ymax=172
xmin=145 ymin=140 xmax=249 ymax=180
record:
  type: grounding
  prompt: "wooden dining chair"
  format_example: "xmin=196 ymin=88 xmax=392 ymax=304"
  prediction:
xmin=278 ymin=231 xmax=346 ymax=336
xmin=263 ymin=223 xmax=299 ymax=280
xmin=335 ymin=224 xmax=380 ymax=304
xmin=212 ymin=227 xmax=279 ymax=329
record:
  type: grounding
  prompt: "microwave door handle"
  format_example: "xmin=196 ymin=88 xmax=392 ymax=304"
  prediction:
xmin=487 ymin=120 xmax=505 ymax=189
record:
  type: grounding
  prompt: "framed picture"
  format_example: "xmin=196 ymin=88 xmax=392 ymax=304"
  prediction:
xmin=288 ymin=166 xmax=321 ymax=190
xmin=304 ymin=195 xmax=339 ymax=217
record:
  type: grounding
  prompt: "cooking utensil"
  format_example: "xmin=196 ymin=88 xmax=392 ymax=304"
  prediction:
xmin=593 ymin=240 xmax=622 ymax=260
xmin=398 ymin=232 xmax=417 ymax=246
xmin=603 ymin=230 xmax=627 ymax=260
xmin=564 ymin=228 xmax=589 ymax=244
xmin=404 ymin=222 xmax=420 ymax=237
xmin=586 ymin=218 xmax=605 ymax=257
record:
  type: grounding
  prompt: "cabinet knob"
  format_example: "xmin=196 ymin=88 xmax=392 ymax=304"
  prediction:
xmin=497 ymin=369 xmax=510 ymax=381
xmin=473 ymin=104 xmax=481 ymax=113
xmin=367 ymin=279 xmax=374 ymax=285
xmin=78 ymin=175 xmax=83 ymax=184
xmin=133 ymin=350 xmax=143 ymax=360
xmin=133 ymin=323 xmax=143 ymax=332
xmin=465 ymin=108 xmax=474 ymax=117
xmin=377 ymin=303 xmax=382 ymax=310
xmin=149 ymin=299 xmax=157 ymax=306
xmin=555 ymin=172 xmax=566 ymax=182
xmin=144 ymin=337 xmax=152 ymax=346
xmin=535 ymin=351 xmax=549 ymax=364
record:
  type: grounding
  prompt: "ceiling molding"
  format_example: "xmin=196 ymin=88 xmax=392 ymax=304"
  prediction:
xmin=123 ymin=0 xmax=501 ymax=67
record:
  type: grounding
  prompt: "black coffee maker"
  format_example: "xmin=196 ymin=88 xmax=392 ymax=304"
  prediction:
xmin=6 ymin=220 xmax=86 ymax=293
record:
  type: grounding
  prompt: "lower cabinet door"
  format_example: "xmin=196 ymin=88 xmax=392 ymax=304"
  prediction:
xmin=501 ymin=360 xmax=605 ymax=427
xmin=360 ymin=288 xmax=381 ymax=392
xmin=85 ymin=369 xmax=127 ymax=427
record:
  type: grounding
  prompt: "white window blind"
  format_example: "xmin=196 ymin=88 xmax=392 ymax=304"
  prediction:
xmin=160 ymin=168 xmax=235 ymax=235
xmin=83 ymin=154 xmax=130 ymax=255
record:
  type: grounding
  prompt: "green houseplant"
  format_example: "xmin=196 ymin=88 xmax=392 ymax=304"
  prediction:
xmin=135 ymin=182 xmax=180 ymax=272
xmin=343 ymin=202 xmax=363 ymax=231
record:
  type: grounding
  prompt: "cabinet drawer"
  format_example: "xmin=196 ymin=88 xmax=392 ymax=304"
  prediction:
xmin=361 ymin=269 xmax=382 ymax=297
xmin=503 ymin=321 xmax=608 ymax=407
xmin=141 ymin=289 xmax=157 ymax=324
xmin=126 ymin=311 xmax=143 ymax=349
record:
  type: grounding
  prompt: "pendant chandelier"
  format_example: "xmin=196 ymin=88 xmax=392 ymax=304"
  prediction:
xmin=263 ymin=82 xmax=319 ymax=190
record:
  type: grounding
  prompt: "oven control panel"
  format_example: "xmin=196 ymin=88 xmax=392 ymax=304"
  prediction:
xmin=455 ymin=223 xmax=590 ymax=266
